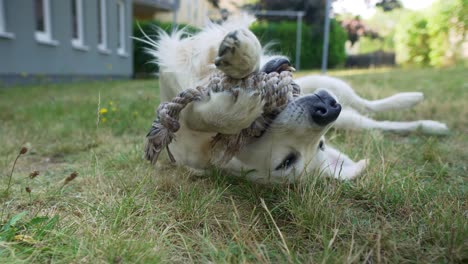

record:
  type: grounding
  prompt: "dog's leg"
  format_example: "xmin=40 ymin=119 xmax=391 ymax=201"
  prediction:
xmin=361 ymin=93 xmax=425 ymax=112
xmin=314 ymin=144 xmax=368 ymax=180
xmin=335 ymin=108 xmax=449 ymax=135
xmin=183 ymin=89 xmax=265 ymax=134
xmin=181 ymin=28 xmax=265 ymax=134
xmin=296 ymin=75 xmax=424 ymax=113
xmin=215 ymin=29 xmax=262 ymax=78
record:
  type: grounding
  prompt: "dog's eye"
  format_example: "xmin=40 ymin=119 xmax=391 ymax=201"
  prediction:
xmin=275 ymin=152 xmax=298 ymax=171
xmin=319 ymin=140 xmax=324 ymax=150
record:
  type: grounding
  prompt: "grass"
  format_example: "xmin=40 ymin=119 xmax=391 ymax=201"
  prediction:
xmin=0 ymin=66 xmax=467 ymax=263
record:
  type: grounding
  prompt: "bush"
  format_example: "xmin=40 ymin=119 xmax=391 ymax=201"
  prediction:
xmin=394 ymin=0 xmax=466 ymax=67
xmin=427 ymin=0 xmax=466 ymax=67
xmin=250 ymin=19 xmax=347 ymax=69
xmin=133 ymin=21 xmax=199 ymax=76
xmin=394 ymin=12 xmax=431 ymax=66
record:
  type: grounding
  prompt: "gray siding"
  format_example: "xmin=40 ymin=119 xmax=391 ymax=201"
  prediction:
xmin=0 ymin=0 xmax=133 ymax=79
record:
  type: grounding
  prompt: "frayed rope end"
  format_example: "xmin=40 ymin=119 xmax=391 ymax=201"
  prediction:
xmin=144 ymin=122 xmax=176 ymax=164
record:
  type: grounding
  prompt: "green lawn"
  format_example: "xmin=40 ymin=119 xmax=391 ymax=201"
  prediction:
xmin=0 ymin=66 xmax=466 ymax=263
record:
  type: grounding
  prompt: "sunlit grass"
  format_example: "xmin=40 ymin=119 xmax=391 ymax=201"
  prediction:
xmin=0 ymin=66 xmax=466 ymax=263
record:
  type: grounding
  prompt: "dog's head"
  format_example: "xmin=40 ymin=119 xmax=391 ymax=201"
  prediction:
xmin=230 ymin=88 xmax=342 ymax=183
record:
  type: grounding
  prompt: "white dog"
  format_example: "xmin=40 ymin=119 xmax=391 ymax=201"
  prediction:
xmin=142 ymin=16 xmax=449 ymax=183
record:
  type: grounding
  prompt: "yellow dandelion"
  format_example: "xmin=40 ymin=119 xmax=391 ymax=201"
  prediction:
xmin=102 ymin=117 xmax=107 ymax=123
xmin=99 ymin=108 xmax=108 ymax=114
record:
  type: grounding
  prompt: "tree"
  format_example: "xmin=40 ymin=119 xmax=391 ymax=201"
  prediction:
xmin=374 ymin=0 xmax=402 ymax=12
xmin=340 ymin=16 xmax=379 ymax=46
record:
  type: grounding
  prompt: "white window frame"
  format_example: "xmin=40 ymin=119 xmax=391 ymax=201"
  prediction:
xmin=116 ymin=1 xmax=126 ymax=56
xmin=98 ymin=0 xmax=110 ymax=54
xmin=0 ymin=0 xmax=14 ymax=38
xmin=35 ymin=0 xmax=58 ymax=45
xmin=71 ymin=0 xmax=88 ymax=50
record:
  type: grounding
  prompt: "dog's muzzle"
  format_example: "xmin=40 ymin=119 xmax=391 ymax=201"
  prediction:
xmin=297 ymin=90 xmax=342 ymax=126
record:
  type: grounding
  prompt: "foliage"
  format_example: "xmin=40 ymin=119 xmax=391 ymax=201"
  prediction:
xmin=250 ymin=19 xmax=347 ymax=69
xmin=394 ymin=0 xmax=466 ymax=67
xmin=356 ymin=9 xmax=408 ymax=53
xmin=426 ymin=0 xmax=466 ymax=66
xmin=394 ymin=11 xmax=431 ymax=65
xmin=375 ymin=0 xmax=402 ymax=12
xmin=1 ymin=212 xmax=59 ymax=244
xmin=357 ymin=37 xmax=389 ymax=53
xmin=133 ymin=21 xmax=199 ymax=76
xmin=340 ymin=17 xmax=380 ymax=46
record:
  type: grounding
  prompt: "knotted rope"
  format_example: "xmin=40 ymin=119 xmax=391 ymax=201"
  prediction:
xmin=144 ymin=70 xmax=301 ymax=165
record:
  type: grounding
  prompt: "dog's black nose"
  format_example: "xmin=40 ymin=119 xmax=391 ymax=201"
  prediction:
xmin=310 ymin=90 xmax=341 ymax=126
xmin=296 ymin=90 xmax=341 ymax=126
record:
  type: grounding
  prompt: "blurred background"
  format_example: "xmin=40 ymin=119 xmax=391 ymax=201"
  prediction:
xmin=0 ymin=0 xmax=466 ymax=85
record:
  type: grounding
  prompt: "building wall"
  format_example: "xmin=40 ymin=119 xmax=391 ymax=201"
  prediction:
xmin=0 ymin=0 xmax=133 ymax=79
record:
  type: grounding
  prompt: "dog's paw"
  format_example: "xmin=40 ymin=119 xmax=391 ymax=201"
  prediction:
xmin=199 ymin=89 xmax=264 ymax=134
xmin=398 ymin=92 xmax=424 ymax=108
xmin=215 ymin=29 xmax=262 ymax=79
xmin=418 ymin=120 xmax=449 ymax=135
xmin=338 ymin=159 xmax=369 ymax=180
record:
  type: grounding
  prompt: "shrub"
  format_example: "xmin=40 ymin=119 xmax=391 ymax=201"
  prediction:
xmin=250 ymin=19 xmax=347 ymax=69
xmin=426 ymin=0 xmax=466 ymax=66
xmin=394 ymin=0 xmax=466 ymax=67
xmin=394 ymin=12 xmax=431 ymax=66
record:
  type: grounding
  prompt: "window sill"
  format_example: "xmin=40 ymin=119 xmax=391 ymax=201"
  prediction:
xmin=0 ymin=32 xmax=15 ymax=39
xmin=72 ymin=41 xmax=89 ymax=51
xmin=98 ymin=46 xmax=112 ymax=55
xmin=117 ymin=49 xmax=128 ymax=57
xmin=36 ymin=37 xmax=59 ymax=46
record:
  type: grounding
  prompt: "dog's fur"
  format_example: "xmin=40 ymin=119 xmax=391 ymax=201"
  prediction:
xmin=144 ymin=16 xmax=449 ymax=183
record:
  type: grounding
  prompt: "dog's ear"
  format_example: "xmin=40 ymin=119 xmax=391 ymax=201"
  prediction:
xmin=260 ymin=57 xmax=296 ymax=74
xmin=316 ymin=144 xmax=368 ymax=180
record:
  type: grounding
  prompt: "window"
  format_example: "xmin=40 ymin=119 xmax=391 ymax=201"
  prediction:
xmin=34 ymin=0 xmax=57 ymax=45
xmin=0 ymin=0 xmax=13 ymax=38
xmin=71 ymin=0 xmax=87 ymax=50
xmin=116 ymin=1 xmax=126 ymax=55
xmin=97 ymin=0 xmax=109 ymax=53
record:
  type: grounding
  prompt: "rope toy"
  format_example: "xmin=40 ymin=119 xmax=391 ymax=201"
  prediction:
xmin=144 ymin=70 xmax=301 ymax=165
